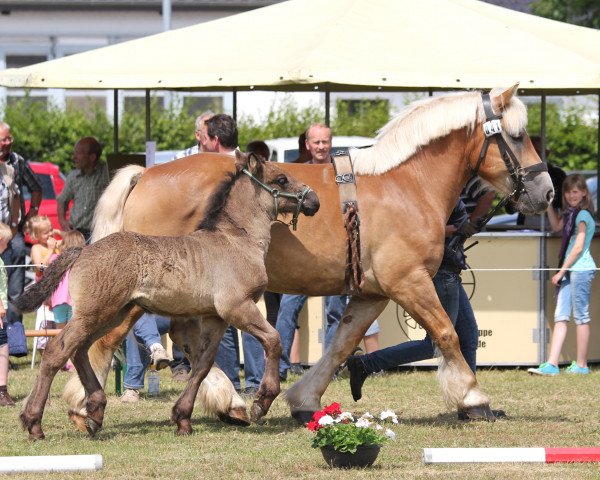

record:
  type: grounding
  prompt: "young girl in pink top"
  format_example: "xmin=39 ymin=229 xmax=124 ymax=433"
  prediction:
xmin=50 ymin=230 xmax=86 ymax=327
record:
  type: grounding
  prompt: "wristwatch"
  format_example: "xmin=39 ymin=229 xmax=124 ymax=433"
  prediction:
xmin=10 ymin=222 xmax=17 ymax=228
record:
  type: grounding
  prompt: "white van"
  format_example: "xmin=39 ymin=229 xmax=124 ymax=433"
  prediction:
xmin=265 ymin=136 xmax=373 ymax=163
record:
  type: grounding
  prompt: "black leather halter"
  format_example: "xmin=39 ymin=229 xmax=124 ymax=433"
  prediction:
xmin=472 ymin=93 xmax=548 ymax=225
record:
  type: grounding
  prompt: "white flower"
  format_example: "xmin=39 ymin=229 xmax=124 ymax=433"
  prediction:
xmin=380 ymin=410 xmax=399 ymax=424
xmin=356 ymin=418 xmax=371 ymax=428
xmin=385 ymin=428 xmax=396 ymax=440
xmin=335 ymin=411 xmax=354 ymax=423
xmin=359 ymin=412 xmax=374 ymax=420
xmin=318 ymin=415 xmax=334 ymax=426
xmin=375 ymin=424 xmax=383 ymax=430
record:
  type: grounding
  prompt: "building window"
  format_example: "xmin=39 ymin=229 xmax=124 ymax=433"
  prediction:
xmin=6 ymin=55 xmax=47 ymax=69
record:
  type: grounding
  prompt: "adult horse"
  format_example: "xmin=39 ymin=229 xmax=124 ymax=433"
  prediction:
xmin=64 ymin=85 xmax=553 ymax=430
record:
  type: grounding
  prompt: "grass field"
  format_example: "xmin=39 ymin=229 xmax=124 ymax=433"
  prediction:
xmin=2 ymin=349 xmax=600 ymax=480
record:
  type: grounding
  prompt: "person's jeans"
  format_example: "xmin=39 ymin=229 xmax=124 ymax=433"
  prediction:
xmin=324 ymin=295 xmax=348 ymax=348
xmin=1 ymin=232 xmax=26 ymax=326
xmin=241 ymin=332 xmax=264 ymax=390
xmin=359 ymin=269 xmax=477 ymax=374
xmin=215 ymin=326 xmax=241 ymax=391
xmin=275 ymin=294 xmax=307 ymax=378
xmin=554 ymin=270 xmax=595 ymax=324
xmin=124 ymin=314 xmax=190 ymax=389
xmin=215 ymin=325 xmax=265 ymax=391
xmin=275 ymin=294 xmax=348 ymax=379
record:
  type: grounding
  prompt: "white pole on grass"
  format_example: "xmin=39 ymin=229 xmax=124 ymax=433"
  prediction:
xmin=0 ymin=454 xmax=103 ymax=473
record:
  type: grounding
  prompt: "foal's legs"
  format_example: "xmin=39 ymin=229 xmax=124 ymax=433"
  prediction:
xmin=225 ymin=300 xmax=282 ymax=422
xmin=169 ymin=316 xmax=228 ymax=435
xmin=20 ymin=320 xmax=99 ymax=440
xmin=169 ymin=318 xmax=249 ymax=426
xmin=64 ymin=305 xmax=145 ymax=432
xmin=285 ymin=296 xmax=389 ymax=424
xmin=68 ymin=305 xmax=140 ymax=437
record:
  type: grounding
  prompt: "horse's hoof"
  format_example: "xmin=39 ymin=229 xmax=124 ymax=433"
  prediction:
xmin=250 ymin=402 xmax=267 ymax=424
xmin=175 ymin=421 xmax=193 ymax=436
xmin=457 ymin=405 xmax=498 ymax=422
xmin=85 ymin=417 xmax=102 ymax=436
xmin=28 ymin=431 xmax=45 ymax=441
xmin=217 ymin=407 xmax=251 ymax=427
xmin=291 ymin=410 xmax=314 ymax=426
xmin=68 ymin=410 xmax=89 ymax=433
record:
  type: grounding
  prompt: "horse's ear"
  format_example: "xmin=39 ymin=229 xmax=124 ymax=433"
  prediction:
xmin=490 ymin=83 xmax=519 ymax=113
xmin=234 ymin=149 xmax=248 ymax=174
xmin=245 ymin=151 xmax=264 ymax=177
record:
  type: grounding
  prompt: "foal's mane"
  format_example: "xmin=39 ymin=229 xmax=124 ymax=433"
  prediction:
xmin=197 ymin=168 xmax=243 ymax=231
xmin=352 ymin=89 xmax=527 ymax=176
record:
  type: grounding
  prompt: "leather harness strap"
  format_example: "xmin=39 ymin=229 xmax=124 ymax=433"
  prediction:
xmin=333 ymin=155 xmax=365 ymax=294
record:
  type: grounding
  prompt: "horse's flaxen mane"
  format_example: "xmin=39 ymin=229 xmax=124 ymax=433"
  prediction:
xmin=197 ymin=169 xmax=243 ymax=231
xmin=352 ymin=89 xmax=528 ymax=176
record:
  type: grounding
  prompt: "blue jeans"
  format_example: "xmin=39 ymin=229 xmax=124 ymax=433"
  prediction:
xmin=359 ymin=269 xmax=478 ymax=374
xmin=275 ymin=294 xmax=347 ymax=379
xmin=1 ymin=232 xmax=26 ymax=327
xmin=215 ymin=326 xmax=264 ymax=391
xmin=555 ymin=270 xmax=595 ymax=324
xmin=124 ymin=314 xmax=190 ymax=389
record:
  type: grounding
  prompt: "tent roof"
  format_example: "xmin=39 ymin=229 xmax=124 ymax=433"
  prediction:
xmin=1 ymin=0 xmax=599 ymax=94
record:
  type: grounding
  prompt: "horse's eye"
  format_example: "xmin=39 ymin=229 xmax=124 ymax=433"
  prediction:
xmin=276 ymin=175 xmax=288 ymax=186
xmin=510 ymin=133 xmax=523 ymax=142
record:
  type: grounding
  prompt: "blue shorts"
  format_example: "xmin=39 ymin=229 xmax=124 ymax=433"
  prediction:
xmin=365 ymin=319 xmax=380 ymax=336
xmin=53 ymin=304 xmax=73 ymax=324
xmin=554 ymin=270 xmax=595 ymax=325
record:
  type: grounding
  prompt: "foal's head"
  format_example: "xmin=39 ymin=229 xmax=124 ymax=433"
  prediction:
xmin=198 ymin=151 xmax=319 ymax=231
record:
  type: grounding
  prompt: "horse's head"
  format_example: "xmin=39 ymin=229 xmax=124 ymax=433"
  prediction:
xmin=236 ymin=151 xmax=320 ymax=227
xmin=469 ymin=84 xmax=554 ymax=215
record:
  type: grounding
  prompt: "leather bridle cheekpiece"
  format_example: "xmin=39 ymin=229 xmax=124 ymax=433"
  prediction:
xmin=472 ymin=93 xmax=548 ymax=223
xmin=242 ymin=168 xmax=312 ymax=230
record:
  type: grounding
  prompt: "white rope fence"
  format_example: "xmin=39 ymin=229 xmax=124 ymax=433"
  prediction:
xmin=5 ymin=263 xmax=600 ymax=272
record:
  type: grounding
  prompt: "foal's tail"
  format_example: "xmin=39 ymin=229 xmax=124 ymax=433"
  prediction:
xmin=90 ymin=164 xmax=146 ymax=243
xmin=13 ymin=247 xmax=82 ymax=313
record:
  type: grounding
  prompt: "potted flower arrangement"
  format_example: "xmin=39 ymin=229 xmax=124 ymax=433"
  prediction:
xmin=307 ymin=402 xmax=398 ymax=468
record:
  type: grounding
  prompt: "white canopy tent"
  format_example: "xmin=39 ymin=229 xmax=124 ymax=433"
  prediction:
xmin=0 ymin=0 xmax=598 ymax=93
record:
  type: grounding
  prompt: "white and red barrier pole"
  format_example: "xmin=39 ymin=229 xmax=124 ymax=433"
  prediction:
xmin=423 ymin=447 xmax=600 ymax=464
xmin=0 ymin=454 xmax=102 ymax=473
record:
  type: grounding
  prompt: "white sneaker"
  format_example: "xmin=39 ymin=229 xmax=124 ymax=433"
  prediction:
xmin=121 ymin=388 xmax=140 ymax=403
xmin=150 ymin=344 xmax=171 ymax=370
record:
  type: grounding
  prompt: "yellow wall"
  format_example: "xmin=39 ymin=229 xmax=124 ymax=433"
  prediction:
xmin=293 ymin=233 xmax=600 ymax=367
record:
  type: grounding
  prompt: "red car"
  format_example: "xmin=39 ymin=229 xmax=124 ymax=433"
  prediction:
xmin=23 ymin=161 xmax=66 ymax=242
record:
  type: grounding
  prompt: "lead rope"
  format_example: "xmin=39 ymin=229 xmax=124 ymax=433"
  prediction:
xmin=343 ymin=203 xmax=364 ymax=293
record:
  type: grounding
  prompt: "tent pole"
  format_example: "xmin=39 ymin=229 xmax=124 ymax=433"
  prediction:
xmin=113 ymin=89 xmax=119 ymax=154
xmin=232 ymin=88 xmax=237 ymax=122
xmin=597 ymin=91 xmax=600 ymax=214
xmin=145 ymin=89 xmax=151 ymax=141
xmin=538 ymin=93 xmax=548 ymax=364
xmin=325 ymin=90 xmax=330 ymax=126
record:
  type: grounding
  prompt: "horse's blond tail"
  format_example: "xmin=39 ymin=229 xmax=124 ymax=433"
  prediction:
xmin=198 ymin=367 xmax=246 ymax=417
xmin=91 ymin=164 xmax=145 ymax=243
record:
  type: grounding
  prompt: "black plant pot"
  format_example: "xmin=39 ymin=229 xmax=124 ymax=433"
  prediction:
xmin=320 ymin=444 xmax=381 ymax=468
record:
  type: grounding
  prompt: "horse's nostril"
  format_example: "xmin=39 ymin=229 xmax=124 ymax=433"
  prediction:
xmin=546 ymin=189 xmax=555 ymax=203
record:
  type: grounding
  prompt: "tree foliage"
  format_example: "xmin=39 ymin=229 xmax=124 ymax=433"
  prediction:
xmin=531 ymin=0 xmax=600 ymax=29
xmin=2 ymin=92 xmax=595 ymax=174
xmin=526 ymin=100 xmax=598 ymax=171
